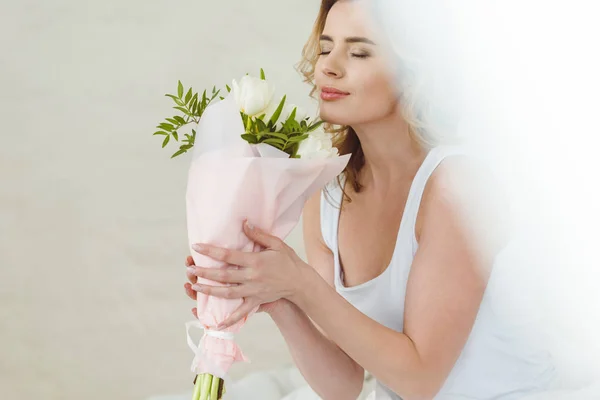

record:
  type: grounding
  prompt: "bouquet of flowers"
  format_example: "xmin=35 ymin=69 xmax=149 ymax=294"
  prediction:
xmin=153 ymin=70 xmax=349 ymax=400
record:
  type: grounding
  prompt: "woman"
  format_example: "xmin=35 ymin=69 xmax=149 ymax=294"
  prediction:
xmin=183 ymin=0 xmax=556 ymax=399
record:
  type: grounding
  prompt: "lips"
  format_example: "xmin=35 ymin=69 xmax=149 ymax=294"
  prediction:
xmin=320 ymin=86 xmax=350 ymax=101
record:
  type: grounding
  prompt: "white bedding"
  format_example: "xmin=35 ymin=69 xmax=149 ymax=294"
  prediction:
xmin=148 ymin=366 xmax=600 ymax=400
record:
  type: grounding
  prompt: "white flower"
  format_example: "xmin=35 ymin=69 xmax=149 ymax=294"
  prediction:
xmin=297 ymin=129 xmax=339 ymax=159
xmin=231 ymin=75 xmax=276 ymax=117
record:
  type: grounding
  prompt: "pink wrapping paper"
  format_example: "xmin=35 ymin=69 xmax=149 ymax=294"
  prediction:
xmin=185 ymin=94 xmax=350 ymax=378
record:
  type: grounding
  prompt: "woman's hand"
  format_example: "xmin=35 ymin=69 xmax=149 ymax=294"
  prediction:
xmin=185 ymin=220 xmax=309 ymax=329
xmin=184 ymin=256 xmax=289 ymax=317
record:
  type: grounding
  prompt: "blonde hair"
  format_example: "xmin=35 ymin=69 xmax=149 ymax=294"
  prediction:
xmin=296 ymin=0 xmax=446 ymax=201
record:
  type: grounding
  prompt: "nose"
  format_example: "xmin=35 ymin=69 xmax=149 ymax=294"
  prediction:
xmin=323 ymin=65 xmax=342 ymax=78
xmin=320 ymin=54 xmax=345 ymax=79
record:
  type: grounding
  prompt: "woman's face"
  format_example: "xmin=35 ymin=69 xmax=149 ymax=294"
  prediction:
xmin=315 ymin=0 xmax=399 ymax=127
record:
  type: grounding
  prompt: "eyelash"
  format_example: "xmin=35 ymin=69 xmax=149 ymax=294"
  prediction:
xmin=318 ymin=51 xmax=370 ymax=59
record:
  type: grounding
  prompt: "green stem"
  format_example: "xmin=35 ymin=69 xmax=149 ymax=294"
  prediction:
xmin=199 ymin=374 xmax=213 ymax=400
xmin=191 ymin=374 xmax=202 ymax=400
xmin=210 ymin=377 xmax=221 ymax=400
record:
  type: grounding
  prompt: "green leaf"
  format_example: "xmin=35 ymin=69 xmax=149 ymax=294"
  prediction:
xmin=166 ymin=118 xmax=178 ymax=125
xmin=174 ymin=116 xmax=186 ymax=124
xmin=185 ymin=88 xmax=193 ymax=104
xmin=260 ymin=68 xmax=266 ymax=80
xmin=190 ymin=93 xmax=198 ymax=112
xmin=177 ymin=81 xmax=184 ymax=98
xmin=255 ymin=118 xmax=267 ymax=132
xmin=267 ymin=132 xmax=289 ymax=141
xmin=287 ymin=133 xmax=309 ymax=143
xmin=286 ymin=107 xmax=297 ymax=124
xmin=174 ymin=106 xmax=191 ymax=115
xmin=282 ymin=118 xmax=293 ymax=132
xmin=269 ymin=95 xmax=286 ymax=126
xmin=171 ymin=149 xmax=186 ymax=158
xmin=201 ymin=90 xmax=207 ymax=109
xmin=210 ymin=89 xmax=221 ymax=101
xmin=162 ymin=135 xmax=170 ymax=148
xmin=219 ymin=96 xmax=225 ymax=100
xmin=172 ymin=131 xmax=179 ymax=141
xmin=153 ymin=131 xmax=168 ymax=136
xmin=290 ymin=119 xmax=301 ymax=132
xmin=190 ymin=98 xmax=198 ymax=115
xmin=166 ymin=96 xmax=185 ymax=106
xmin=308 ymin=120 xmax=324 ymax=132
xmin=158 ymin=123 xmax=174 ymax=132
xmin=300 ymin=119 xmax=307 ymax=129
xmin=212 ymin=85 xmax=216 ymax=94
xmin=241 ymin=134 xmax=258 ymax=144
xmin=226 ymin=84 xmax=231 ymax=93
xmin=165 ymin=94 xmax=180 ymax=102
xmin=262 ymin=137 xmax=286 ymax=146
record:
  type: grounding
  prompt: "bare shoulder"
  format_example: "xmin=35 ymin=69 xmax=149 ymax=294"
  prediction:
xmin=303 ymin=189 xmax=322 ymax=232
xmin=417 ymin=155 xmax=511 ymax=262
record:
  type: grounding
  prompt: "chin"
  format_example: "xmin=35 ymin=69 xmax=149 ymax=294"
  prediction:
xmin=319 ymin=105 xmax=354 ymax=126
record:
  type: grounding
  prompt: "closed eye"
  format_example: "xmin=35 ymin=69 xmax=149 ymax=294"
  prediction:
xmin=318 ymin=51 xmax=369 ymax=59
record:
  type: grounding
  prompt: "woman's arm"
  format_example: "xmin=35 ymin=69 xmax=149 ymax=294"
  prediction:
xmin=269 ymin=191 xmax=364 ymax=400
xmin=188 ymin=160 xmax=504 ymax=400
xmin=289 ymin=162 xmax=501 ymax=400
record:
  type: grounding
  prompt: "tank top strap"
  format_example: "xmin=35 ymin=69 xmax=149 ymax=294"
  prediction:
xmin=401 ymin=145 xmax=467 ymax=244
xmin=320 ymin=146 xmax=466 ymax=252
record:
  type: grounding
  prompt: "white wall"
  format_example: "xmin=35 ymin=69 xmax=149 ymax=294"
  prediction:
xmin=0 ymin=1 xmax=320 ymax=399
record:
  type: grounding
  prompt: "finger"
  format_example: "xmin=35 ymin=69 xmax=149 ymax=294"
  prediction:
xmin=243 ymin=220 xmax=283 ymax=250
xmin=192 ymin=243 xmax=258 ymax=268
xmin=184 ymin=282 xmax=197 ymax=300
xmin=191 ymin=283 xmax=247 ymax=299
xmin=185 ymin=256 xmax=195 ymax=267
xmin=186 ymin=266 xmax=198 ymax=284
xmin=217 ymin=298 xmax=259 ymax=330
xmin=192 ymin=266 xmax=249 ymax=284
xmin=191 ymin=307 xmax=198 ymax=319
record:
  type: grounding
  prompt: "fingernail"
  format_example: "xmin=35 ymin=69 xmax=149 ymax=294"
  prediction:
xmin=192 ymin=284 xmax=203 ymax=292
xmin=192 ymin=243 xmax=207 ymax=252
xmin=245 ymin=221 xmax=254 ymax=230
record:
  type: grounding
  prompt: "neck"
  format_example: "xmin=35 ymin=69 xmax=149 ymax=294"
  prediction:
xmin=351 ymin=111 xmax=427 ymax=192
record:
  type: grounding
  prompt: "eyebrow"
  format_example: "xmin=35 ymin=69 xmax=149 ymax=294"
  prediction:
xmin=320 ymin=35 xmax=376 ymax=45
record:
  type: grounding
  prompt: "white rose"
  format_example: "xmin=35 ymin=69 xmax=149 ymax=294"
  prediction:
xmin=297 ymin=130 xmax=339 ymax=159
xmin=231 ymin=75 xmax=275 ymax=117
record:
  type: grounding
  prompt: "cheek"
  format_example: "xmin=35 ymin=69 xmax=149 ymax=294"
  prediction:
xmin=320 ymin=72 xmax=397 ymax=125
xmin=356 ymin=72 xmax=398 ymax=114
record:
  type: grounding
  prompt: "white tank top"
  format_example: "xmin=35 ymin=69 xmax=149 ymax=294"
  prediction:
xmin=320 ymin=146 xmax=556 ymax=399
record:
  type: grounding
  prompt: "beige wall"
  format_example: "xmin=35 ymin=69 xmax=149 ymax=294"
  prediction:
xmin=0 ymin=1 xmax=320 ymax=399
